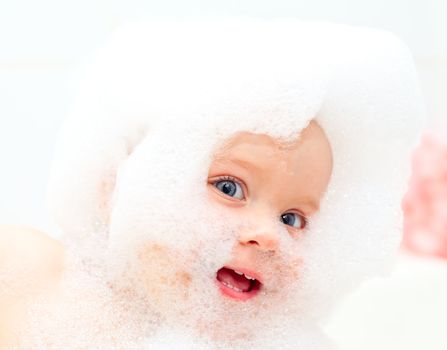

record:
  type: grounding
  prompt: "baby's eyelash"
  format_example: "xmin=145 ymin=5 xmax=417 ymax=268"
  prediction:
xmin=213 ymin=175 xmax=246 ymax=191
xmin=215 ymin=175 xmax=239 ymax=183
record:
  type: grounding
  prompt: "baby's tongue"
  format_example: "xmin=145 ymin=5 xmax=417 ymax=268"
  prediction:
xmin=217 ymin=268 xmax=251 ymax=292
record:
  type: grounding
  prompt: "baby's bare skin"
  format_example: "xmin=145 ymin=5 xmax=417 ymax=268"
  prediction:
xmin=0 ymin=226 xmax=65 ymax=348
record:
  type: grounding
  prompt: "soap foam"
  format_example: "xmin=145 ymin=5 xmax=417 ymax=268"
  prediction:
xmin=34 ymin=19 xmax=426 ymax=349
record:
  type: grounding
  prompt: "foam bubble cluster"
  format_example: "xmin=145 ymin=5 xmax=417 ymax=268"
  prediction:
xmin=35 ymin=19 xmax=426 ymax=349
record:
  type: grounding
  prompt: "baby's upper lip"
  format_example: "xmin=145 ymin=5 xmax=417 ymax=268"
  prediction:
xmin=223 ymin=264 xmax=263 ymax=284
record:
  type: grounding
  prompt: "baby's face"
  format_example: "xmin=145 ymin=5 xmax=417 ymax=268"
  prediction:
xmin=208 ymin=121 xmax=333 ymax=301
xmin=132 ymin=120 xmax=332 ymax=340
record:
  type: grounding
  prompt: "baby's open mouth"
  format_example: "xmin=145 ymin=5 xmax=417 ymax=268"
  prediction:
xmin=216 ymin=267 xmax=262 ymax=301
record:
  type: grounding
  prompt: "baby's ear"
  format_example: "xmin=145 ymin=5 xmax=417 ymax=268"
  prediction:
xmin=47 ymin=106 xmax=147 ymax=240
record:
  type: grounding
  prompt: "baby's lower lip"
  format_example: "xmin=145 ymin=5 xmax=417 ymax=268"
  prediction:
xmin=216 ymin=280 xmax=261 ymax=301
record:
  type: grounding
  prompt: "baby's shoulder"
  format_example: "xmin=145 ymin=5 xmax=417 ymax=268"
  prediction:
xmin=0 ymin=225 xmax=65 ymax=347
xmin=0 ymin=225 xmax=65 ymax=278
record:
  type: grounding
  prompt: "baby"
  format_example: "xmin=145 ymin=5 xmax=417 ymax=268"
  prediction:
xmin=0 ymin=19 xmax=424 ymax=349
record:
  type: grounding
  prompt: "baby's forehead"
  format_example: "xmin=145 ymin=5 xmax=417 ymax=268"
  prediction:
xmin=212 ymin=121 xmax=330 ymax=160
xmin=211 ymin=134 xmax=286 ymax=172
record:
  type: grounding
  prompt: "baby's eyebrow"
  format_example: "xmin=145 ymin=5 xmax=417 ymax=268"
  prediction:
xmin=213 ymin=156 xmax=261 ymax=173
xmin=227 ymin=158 xmax=261 ymax=172
xmin=299 ymin=198 xmax=320 ymax=213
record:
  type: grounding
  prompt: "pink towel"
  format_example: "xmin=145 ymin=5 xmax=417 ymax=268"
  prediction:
xmin=403 ymin=131 xmax=447 ymax=259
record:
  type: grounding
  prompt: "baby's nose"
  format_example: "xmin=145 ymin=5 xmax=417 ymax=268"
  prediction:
xmin=238 ymin=220 xmax=279 ymax=252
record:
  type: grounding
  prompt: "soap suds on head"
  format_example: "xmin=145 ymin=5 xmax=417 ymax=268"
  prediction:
xmin=35 ymin=19 xmax=427 ymax=349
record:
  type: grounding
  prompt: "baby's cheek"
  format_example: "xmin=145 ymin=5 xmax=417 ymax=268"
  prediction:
xmin=137 ymin=243 xmax=193 ymax=301
xmin=269 ymin=257 xmax=302 ymax=290
xmin=288 ymin=257 xmax=302 ymax=280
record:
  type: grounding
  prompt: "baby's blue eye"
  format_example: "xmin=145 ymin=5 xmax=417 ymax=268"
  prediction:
xmin=280 ymin=212 xmax=306 ymax=229
xmin=214 ymin=180 xmax=244 ymax=200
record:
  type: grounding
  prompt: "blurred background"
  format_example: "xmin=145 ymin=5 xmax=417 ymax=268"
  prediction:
xmin=0 ymin=1 xmax=446 ymax=349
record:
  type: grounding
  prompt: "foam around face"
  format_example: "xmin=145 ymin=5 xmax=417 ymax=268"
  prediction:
xmin=40 ymin=19 xmax=426 ymax=349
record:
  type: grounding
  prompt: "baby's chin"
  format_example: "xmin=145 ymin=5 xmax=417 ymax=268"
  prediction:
xmin=146 ymin=321 xmax=335 ymax=350
xmin=130 ymin=242 xmax=308 ymax=344
xmin=147 ymin=298 xmax=335 ymax=350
